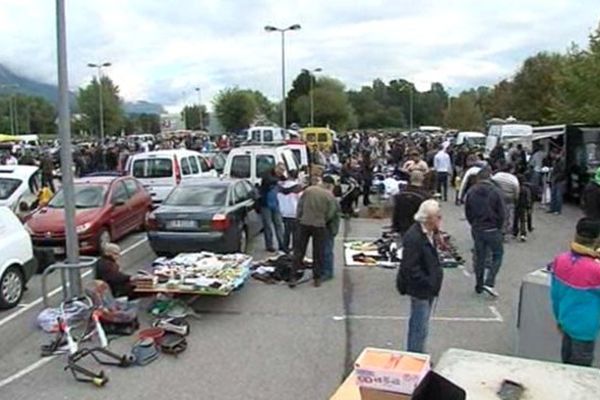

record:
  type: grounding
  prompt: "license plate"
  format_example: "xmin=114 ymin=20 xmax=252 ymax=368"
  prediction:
xmin=167 ymin=220 xmax=196 ymax=229
xmin=52 ymin=247 xmax=65 ymax=255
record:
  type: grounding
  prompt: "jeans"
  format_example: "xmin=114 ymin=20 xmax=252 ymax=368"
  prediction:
xmin=282 ymin=217 xmax=297 ymax=252
xmin=260 ymin=207 xmax=284 ymax=251
xmin=562 ymin=334 xmax=595 ymax=367
xmin=292 ymin=224 xmax=327 ymax=281
xmin=322 ymin=233 xmax=334 ymax=279
xmin=550 ymin=182 xmax=565 ymax=213
xmin=436 ymin=172 xmax=448 ymax=201
xmin=407 ymin=297 xmax=433 ymax=353
xmin=471 ymin=228 xmax=504 ymax=290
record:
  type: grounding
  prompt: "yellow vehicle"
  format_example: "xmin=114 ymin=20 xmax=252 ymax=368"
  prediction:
xmin=300 ymin=127 xmax=335 ymax=152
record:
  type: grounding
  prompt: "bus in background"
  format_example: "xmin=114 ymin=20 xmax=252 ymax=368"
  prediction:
xmin=532 ymin=124 xmax=600 ymax=201
xmin=485 ymin=117 xmax=533 ymax=157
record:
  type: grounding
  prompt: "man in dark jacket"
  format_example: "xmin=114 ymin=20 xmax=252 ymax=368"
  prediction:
xmin=259 ymin=163 xmax=285 ymax=252
xmin=465 ymin=168 xmax=505 ymax=297
xmin=582 ymin=167 xmax=600 ymax=221
xmin=396 ymin=199 xmax=443 ymax=353
xmin=392 ymin=171 xmax=430 ymax=235
xmin=549 ymin=149 xmax=567 ymax=215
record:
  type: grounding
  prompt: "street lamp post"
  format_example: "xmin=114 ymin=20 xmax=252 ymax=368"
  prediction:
xmin=264 ymin=24 xmax=301 ymax=130
xmin=399 ymin=83 xmax=414 ymax=130
xmin=195 ymin=87 xmax=203 ymax=130
xmin=1 ymin=84 xmax=19 ymax=134
xmin=87 ymin=62 xmax=111 ymax=141
xmin=302 ymin=68 xmax=322 ymax=127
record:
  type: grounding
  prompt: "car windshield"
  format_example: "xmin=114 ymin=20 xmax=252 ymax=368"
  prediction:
xmin=164 ymin=185 xmax=227 ymax=207
xmin=49 ymin=185 xmax=107 ymax=209
xmin=132 ymin=158 xmax=173 ymax=178
xmin=0 ymin=178 xmax=21 ymax=200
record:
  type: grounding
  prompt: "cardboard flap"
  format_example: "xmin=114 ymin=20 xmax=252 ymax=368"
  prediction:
xmin=412 ymin=371 xmax=466 ymax=400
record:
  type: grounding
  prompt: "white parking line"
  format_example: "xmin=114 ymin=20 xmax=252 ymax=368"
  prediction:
xmin=333 ymin=306 xmax=504 ymax=323
xmin=0 ymin=357 xmax=56 ymax=389
xmin=0 ymin=237 xmax=148 ymax=329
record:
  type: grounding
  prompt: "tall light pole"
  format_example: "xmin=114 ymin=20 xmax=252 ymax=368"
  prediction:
xmin=302 ymin=68 xmax=322 ymax=127
xmin=399 ymin=83 xmax=414 ymax=130
xmin=87 ymin=62 xmax=111 ymax=141
xmin=56 ymin=0 xmax=80 ymax=295
xmin=264 ymin=24 xmax=301 ymax=130
xmin=195 ymin=87 xmax=203 ymax=130
xmin=1 ymin=84 xmax=18 ymax=134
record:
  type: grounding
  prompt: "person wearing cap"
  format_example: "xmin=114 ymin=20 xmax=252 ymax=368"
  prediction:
xmin=582 ymin=167 xmax=600 ymax=221
xmin=550 ymin=218 xmax=600 ymax=366
xmin=465 ymin=168 xmax=506 ymax=297
xmin=392 ymin=171 xmax=431 ymax=236
xmin=96 ymin=243 xmax=136 ymax=298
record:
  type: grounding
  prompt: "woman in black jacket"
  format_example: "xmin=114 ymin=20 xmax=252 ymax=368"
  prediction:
xmin=396 ymin=199 xmax=443 ymax=353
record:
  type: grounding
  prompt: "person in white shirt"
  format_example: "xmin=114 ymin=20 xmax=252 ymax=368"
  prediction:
xmin=277 ymin=170 xmax=303 ymax=253
xmin=433 ymin=146 xmax=452 ymax=201
xmin=492 ymin=165 xmax=520 ymax=236
xmin=5 ymin=154 xmax=18 ymax=165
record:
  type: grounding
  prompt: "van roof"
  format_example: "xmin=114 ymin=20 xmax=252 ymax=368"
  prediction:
xmin=232 ymin=145 xmax=291 ymax=151
xmin=130 ymin=149 xmax=201 ymax=158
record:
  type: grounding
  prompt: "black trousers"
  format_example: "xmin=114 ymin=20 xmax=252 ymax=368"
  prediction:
xmin=513 ymin=205 xmax=533 ymax=237
xmin=42 ymin=173 xmax=55 ymax=192
xmin=436 ymin=172 xmax=448 ymax=201
xmin=562 ymin=333 xmax=595 ymax=367
xmin=282 ymin=217 xmax=297 ymax=253
xmin=292 ymin=224 xmax=326 ymax=281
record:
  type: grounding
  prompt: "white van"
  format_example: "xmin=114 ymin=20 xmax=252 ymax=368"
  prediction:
xmin=485 ymin=123 xmax=533 ymax=156
xmin=223 ymin=145 xmax=300 ymax=185
xmin=456 ymin=131 xmax=486 ymax=147
xmin=246 ymin=126 xmax=287 ymax=143
xmin=0 ymin=207 xmax=36 ymax=308
xmin=126 ymin=149 xmax=217 ymax=204
xmin=0 ymin=165 xmax=42 ymax=211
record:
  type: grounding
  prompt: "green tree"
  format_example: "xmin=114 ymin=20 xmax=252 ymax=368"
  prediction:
xmin=77 ymin=76 xmax=124 ymax=137
xmin=0 ymin=94 xmax=56 ymax=134
xmin=444 ymin=93 xmax=484 ymax=131
xmin=181 ymin=105 xmax=209 ymax=130
xmin=213 ymin=87 xmax=258 ymax=132
xmin=554 ymin=24 xmax=600 ymax=123
xmin=511 ymin=52 xmax=564 ymax=123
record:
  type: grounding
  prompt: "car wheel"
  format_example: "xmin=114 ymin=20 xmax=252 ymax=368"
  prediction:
xmin=97 ymin=229 xmax=111 ymax=253
xmin=237 ymin=225 xmax=248 ymax=253
xmin=0 ymin=266 xmax=24 ymax=309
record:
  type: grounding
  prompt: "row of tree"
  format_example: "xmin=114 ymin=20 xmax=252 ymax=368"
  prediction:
xmin=0 ymin=94 xmax=56 ymax=134
xmin=214 ymin=22 xmax=600 ymax=133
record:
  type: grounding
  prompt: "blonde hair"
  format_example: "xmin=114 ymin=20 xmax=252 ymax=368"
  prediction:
xmin=414 ymin=199 xmax=441 ymax=223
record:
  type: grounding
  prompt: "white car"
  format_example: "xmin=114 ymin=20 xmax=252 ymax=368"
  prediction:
xmin=223 ymin=145 xmax=300 ymax=185
xmin=0 ymin=165 xmax=42 ymax=211
xmin=0 ymin=207 xmax=36 ymax=308
xmin=125 ymin=149 xmax=217 ymax=204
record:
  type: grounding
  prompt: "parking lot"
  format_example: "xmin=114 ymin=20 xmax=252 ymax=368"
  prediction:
xmin=0 ymin=196 xmax=583 ymax=399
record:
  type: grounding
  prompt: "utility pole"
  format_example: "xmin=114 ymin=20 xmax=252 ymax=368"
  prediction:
xmin=302 ymin=68 xmax=322 ymax=127
xmin=87 ymin=62 xmax=111 ymax=141
xmin=265 ymin=24 xmax=301 ymax=130
xmin=56 ymin=0 xmax=81 ymax=295
xmin=195 ymin=87 xmax=203 ymax=130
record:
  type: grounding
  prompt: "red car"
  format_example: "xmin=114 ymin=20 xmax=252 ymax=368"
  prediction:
xmin=26 ymin=175 xmax=152 ymax=255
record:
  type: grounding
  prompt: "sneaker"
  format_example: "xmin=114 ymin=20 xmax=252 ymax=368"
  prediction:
xmin=475 ymin=286 xmax=483 ymax=294
xmin=483 ymin=285 xmax=499 ymax=297
xmin=519 ymin=235 xmax=527 ymax=242
xmin=313 ymin=278 xmax=321 ymax=288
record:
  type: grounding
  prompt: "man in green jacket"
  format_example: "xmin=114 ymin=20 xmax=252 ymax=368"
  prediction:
xmin=289 ymin=176 xmax=338 ymax=288
xmin=322 ymin=175 xmax=341 ymax=281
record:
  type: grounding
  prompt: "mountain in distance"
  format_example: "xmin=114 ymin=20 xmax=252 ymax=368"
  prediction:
xmin=0 ymin=64 xmax=165 ymax=115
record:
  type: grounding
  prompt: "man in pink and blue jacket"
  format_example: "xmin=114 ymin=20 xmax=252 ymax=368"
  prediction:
xmin=551 ymin=218 xmax=600 ymax=366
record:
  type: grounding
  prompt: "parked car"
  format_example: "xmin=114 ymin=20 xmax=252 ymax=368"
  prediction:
xmin=125 ymin=149 xmax=217 ymax=204
xmin=25 ymin=175 xmax=152 ymax=255
xmin=0 ymin=207 xmax=37 ymax=308
xmin=0 ymin=165 xmax=42 ymax=211
xmin=222 ymin=145 xmax=300 ymax=185
xmin=146 ymin=178 xmax=262 ymax=255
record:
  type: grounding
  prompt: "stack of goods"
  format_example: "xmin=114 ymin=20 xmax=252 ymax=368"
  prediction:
xmin=251 ymin=254 xmax=310 ymax=284
xmin=141 ymin=252 xmax=252 ymax=296
xmin=435 ymin=231 xmax=464 ymax=268
xmin=344 ymin=236 xmax=401 ymax=268
xmin=134 ymin=275 xmax=158 ymax=290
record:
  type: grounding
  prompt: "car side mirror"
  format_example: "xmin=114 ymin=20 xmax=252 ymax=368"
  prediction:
xmin=113 ymin=198 xmax=126 ymax=206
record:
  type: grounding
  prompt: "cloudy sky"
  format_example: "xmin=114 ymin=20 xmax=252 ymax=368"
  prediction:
xmin=0 ymin=0 xmax=598 ymax=111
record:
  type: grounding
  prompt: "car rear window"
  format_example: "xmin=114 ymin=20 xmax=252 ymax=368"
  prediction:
xmin=230 ymin=155 xmax=250 ymax=178
xmin=132 ymin=158 xmax=173 ymax=178
xmin=0 ymin=178 xmax=21 ymax=200
xmin=164 ymin=186 xmax=227 ymax=207
xmin=318 ymin=133 xmax=329 ymax=142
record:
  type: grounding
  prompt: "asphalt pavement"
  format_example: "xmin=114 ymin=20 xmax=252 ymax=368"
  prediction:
xmin=0 ymin=192 xmax=585 ymax=399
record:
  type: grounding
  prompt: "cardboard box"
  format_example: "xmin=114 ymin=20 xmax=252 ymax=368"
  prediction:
xmin=354 ymin=348 xmax=430 ymax=395
xmin=359 ymin=387 xmax=411 ymax=400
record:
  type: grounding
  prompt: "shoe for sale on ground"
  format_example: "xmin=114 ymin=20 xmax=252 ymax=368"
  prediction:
xmin=483 ymin=285 xmax=499 ymax=297
xmin=313 ymin=278 xmax=321 ymax=288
